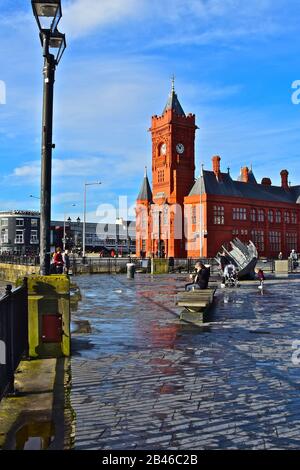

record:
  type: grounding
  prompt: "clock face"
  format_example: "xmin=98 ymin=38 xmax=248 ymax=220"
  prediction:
xmin=160 ymin=143 xmax=167 ymax=155
xmin=176 ymin=143 xmax=185 ymax=154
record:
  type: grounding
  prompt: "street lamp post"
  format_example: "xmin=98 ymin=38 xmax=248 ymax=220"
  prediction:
xmin=83 ymin=182 xmax=101 ymax=258
xmin=32 ymin=0 xmax=66 ymax=275
xmin=63 ymin=204 xmax=76 ymax=251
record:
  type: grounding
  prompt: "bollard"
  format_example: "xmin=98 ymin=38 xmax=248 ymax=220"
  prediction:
xmin=127 ymin=263 xmax=135 ymax=279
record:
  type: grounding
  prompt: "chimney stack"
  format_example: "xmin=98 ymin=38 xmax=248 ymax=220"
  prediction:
xmin=240 ymin=167 xmax=249 ymax=183
xmin=212 ymin=156 xmax=221 ymax=180
xmin=261 ymin=177 xmax=272 ymax=186
xmin=280 ymin=170 xmax=289 ymax=190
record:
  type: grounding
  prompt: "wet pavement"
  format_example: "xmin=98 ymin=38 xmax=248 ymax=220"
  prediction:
xmin=70 ymin=274 xmax=300 ymax=450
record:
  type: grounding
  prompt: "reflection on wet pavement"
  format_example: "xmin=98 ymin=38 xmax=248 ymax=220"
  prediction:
xmin=71 ymin=274 xmax=300 ymax=450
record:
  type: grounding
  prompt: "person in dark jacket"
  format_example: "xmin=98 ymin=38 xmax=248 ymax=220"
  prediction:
xmin=185 ymin=262 xmax=210 ymax=291
xmin=220 ymin=252 xmax=229 ymax=272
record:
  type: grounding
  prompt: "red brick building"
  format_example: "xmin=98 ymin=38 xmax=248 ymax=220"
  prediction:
xmin=136 ymin=84 xmax=300 ymax=259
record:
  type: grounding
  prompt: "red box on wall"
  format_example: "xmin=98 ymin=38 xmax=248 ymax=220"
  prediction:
xmin=42 ymin=314 xmax=63 ymax=343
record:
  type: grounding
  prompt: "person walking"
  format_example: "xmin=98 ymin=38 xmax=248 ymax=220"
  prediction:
xmin=63 ymin=249 xmax=70 ymax=275
xmin=53 ymin=247 xmax=64 ymax=274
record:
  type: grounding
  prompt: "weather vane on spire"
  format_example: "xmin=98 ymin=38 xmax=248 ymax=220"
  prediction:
xmin=171 ymin=74 xmax=175 ymax=92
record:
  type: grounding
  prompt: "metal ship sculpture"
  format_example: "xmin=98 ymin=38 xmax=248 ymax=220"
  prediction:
xmin=216 ymin=238 xmax=258 ymax=280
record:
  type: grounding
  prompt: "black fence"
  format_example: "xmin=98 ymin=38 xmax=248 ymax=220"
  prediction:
xmin=0 ymin=254 xmax=39 ymax=266
xmin=0 ymin=281 xmax=28 ymax=400
xmin=0 ymin=254 xmax=298 ymax=275
xmin=69 ymin=256 xmax=221 ymax=275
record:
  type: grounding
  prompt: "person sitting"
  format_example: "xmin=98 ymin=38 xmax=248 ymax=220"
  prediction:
xmin=221 ymin=263 xmax=237 ymax=288
xmin=185 ymin=262 xmax=210 ymax=291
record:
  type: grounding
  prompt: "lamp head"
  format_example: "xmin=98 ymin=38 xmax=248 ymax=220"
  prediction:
xmin=32 ymin=0 xmax=62 ymax=33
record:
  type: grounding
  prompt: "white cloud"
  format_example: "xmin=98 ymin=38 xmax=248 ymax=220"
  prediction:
xmin=63 ymin=0 xmax=141 ymax=38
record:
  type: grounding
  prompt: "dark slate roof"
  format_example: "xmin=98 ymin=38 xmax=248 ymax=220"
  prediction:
xmin=137 ymin=174 xmax=152 ymax=202
xmin=189 ymin=170 xmax=300 ymax=204
xmin=163 ymin=89 xmax=185 ymax=116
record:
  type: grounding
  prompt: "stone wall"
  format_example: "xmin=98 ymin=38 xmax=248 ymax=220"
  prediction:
xmin=0 ymin=263 xmax=40 ymax=283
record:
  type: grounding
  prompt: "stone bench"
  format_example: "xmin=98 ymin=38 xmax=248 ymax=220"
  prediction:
xmin=176 ymin=288 xmax=216 ymax=324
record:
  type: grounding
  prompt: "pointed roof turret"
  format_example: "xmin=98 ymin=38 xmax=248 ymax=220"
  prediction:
xmin=137 ymin=167 xmax=152 ymax=202
xmin=162 ymin=76 xmax=185 ymax=117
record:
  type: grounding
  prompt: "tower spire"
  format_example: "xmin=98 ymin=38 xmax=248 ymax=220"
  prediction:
xmin=162 ymin=76 xmax=185 ymax=117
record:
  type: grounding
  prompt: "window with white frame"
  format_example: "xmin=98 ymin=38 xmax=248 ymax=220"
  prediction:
xmin=1 ymin=229 xmax=8 ymax=243
xmin=31 ymin=219 xmax=38 ymax=227
xmin=16 ymin=218 xmax=24 ymax=227
xmin=284 ymin=211 xmax=290 ymax=224
xmin=214 ymin=206 xmax=225 ymax=225
xmin=286 ymin=233 xmax=297 ymax=251
xmin=250 ymin=209 xmax=256 ymax=222
xmin=275 ymin=210 xmax=281 ymax=224
xmin=291 ymin=212 xmax=297 ymax=224
xmin=269 ymin=231 xmax=281 ymax=252
xmin=251 ymin=230 xmax=264 ymax=252
xmin=30 ymin=230 xmax=38 ymax=243
xmin=233 ymin=208 xmax=246 ymax=221
xmin=15 ymin=230 xmax=24 ymax=244
xmin=0 ymin=218 xmax=8 ymax=227
xmin=257 ymin=209 xmax=265 ymax=223
xmin=268 ymin=210 xmax=274 ymax=224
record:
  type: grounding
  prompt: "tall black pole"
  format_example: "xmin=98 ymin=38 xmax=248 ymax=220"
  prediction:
xmin=40 ymin=34 xmax=56 ymax=276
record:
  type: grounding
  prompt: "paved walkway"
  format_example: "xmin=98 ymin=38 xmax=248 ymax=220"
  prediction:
xmin=70 ymin=274 xmax=300 ymax=450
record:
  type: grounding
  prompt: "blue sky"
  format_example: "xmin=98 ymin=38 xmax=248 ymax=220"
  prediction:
xmin=1 ymin=0 xmax=300 ymax=222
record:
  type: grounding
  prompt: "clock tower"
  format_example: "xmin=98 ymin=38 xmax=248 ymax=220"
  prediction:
xmin=150 ymin=79 xmax=198 ymax=257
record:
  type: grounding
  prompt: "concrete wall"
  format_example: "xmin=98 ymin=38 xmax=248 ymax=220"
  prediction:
xmin=0 ymin=263 xmax=40 ymax=283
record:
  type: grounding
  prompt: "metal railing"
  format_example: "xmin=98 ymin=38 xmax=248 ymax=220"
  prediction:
xmin=1 ymin=254 xmax=299 ymax=275
xmin=0 ymin=281 xmax=28 ymax=400
xmin=0 ymin=254 xmax=39 ymax=266
xmin=69 ymin=256 xmax=220 ymax=275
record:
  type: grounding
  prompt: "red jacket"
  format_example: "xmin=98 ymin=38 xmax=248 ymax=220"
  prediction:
xmin=53 ymin=252 xmax=64 ymax=266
